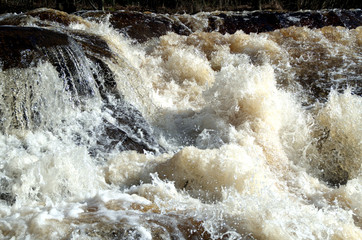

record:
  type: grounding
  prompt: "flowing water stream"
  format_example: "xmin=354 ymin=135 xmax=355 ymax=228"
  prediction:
xmin=0 ymin=8 xmax=361 ymax=239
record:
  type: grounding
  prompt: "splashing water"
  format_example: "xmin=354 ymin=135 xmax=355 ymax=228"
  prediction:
xmin=0 ymin=8 xmax=361 ymax=240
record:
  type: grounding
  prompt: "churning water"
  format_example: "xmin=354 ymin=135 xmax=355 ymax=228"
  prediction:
xmin=0 ymin=8 xmax=361 ymax=239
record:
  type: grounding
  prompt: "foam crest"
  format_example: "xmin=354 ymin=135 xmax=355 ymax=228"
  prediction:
xmin=1 ymin=132 xmax=107 ymax=206
xmin=315 ymin=89 xmax=362 ymax=184
xmin=154 ymin=144 xmax=273 ymax=201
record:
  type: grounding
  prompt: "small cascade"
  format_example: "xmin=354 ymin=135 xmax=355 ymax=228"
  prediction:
xmin=0 ymin=24 xmax=163 ymax=157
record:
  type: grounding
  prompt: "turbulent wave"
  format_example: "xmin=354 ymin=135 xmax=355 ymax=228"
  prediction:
xmin=0 ymin=8 xmax=361 ymax=239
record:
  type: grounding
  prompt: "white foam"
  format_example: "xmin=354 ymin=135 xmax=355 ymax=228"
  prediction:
xmin=0 ymin=13 xmax=361 ymax=239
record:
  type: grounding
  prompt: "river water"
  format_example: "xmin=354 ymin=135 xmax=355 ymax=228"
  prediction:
xmin=0 ymin=8 xmax=361 ymax=239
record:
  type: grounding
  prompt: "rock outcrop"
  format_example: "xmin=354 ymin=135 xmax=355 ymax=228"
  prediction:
xmin=0 ymin=24 xmax=163 ymax=154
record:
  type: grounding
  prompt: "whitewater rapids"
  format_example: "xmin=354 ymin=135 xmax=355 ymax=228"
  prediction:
xmin=0 ymin=9 xmax=361 ymax=239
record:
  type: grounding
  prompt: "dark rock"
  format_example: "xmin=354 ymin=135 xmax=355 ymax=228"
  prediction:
xmin=322 ymin=11 xmax=344 ymax=27
xmin=0 ymin=8 xmax=90 ymax=29
xmin=95 ymin=98 xmax=163 ymax=154
xmin=297 ymin=12 xmax=324 ymax=28
xmin=27 ymin=8 xmax=89 ymax=26
xmin=0 ymin=25 xmax=163 ymax=154
xmin=218 ymin=12 xmax=283 ymax=34
xmin=70 ymin=31 xmax=114 ymax=60
xmin=0 ymin=13 xmax=29 ymax=26
xmin=3 ymin=9 xmax=359 ymax=45
xmin=0 ymin=24 xmax=114 ymax=98
xmin=208 ymin=9 xmax=362 ymax=35
xmin=0 ymin=26 xmax=69 ymax=70
xmin=80 ymin=11 xmax=192 ymax=43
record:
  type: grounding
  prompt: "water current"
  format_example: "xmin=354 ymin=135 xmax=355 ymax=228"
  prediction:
xmin=0 ymin=8 xmax=361 ymax=239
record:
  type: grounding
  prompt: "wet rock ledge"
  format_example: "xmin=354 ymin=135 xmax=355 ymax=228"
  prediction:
xmin=0 ymin=10 xmax=163 ymax=155
xmin=78 ymin=9 xmax=362 ymax=42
